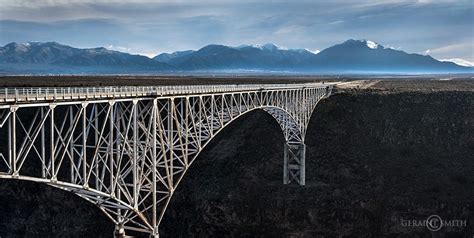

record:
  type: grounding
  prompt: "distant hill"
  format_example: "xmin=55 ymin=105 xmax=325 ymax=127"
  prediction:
xmin=0 ymin=40 xmax=472 ymax=75
xmin=153 ymin=50 xmax=195 ymax=63
xmin=0 ymin=42 xmax=172 ymax=74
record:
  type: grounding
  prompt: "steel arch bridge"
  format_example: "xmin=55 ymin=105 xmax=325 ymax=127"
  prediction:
xmin=0 ymin=83 xmax=332 ymax=237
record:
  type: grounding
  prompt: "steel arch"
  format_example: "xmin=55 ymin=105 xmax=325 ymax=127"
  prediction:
xmin=0 ymin=83 xmax=333 ymax=237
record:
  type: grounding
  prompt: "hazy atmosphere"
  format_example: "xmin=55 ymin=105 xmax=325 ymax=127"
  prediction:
xmin=0 ymin=0 xmax=473 ymax=63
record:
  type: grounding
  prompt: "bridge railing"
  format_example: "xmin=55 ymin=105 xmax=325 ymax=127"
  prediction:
xmin=0 ymin=83 xmax=331 ymax=103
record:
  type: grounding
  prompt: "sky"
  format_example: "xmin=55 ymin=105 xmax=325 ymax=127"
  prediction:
xmin=0 ymin=0 xmax=473 ymax=62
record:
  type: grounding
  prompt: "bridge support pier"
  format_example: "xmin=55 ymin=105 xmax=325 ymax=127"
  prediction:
xmin=283 ymin=142 xmax=306 ymax=185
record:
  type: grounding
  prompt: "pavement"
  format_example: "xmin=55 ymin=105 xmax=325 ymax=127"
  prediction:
xmin=335 ymin=80 xmax=381 ymax=89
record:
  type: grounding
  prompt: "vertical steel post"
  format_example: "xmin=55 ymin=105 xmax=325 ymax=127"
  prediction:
xmin=210 ymin=95 xmax=214 ymax=136
xmin=41 ymin=107 xmax=46 ymax=177
xmin=220 ymin=95 xmax=224 ymax=125
xmin=109 ymin=101 xmax=115 ymax=195
xmin=152 ymin=99 xmax=158 ymax=236
xmin=116 ymin=103 xmax=123 ymax=235
xmin=82 ymin=103 xmax=88 ymax=186
xmin=50 ymin=105 xmax=56 ymax=180
xmin=198 ymin=96 xmax=202 ymax=148
xmin=7 ymin=111 xmax=11 ymax=174
xmin=299 ymin=143 xmax=306 ymax=186
xmin=168 ymin=98 xmax=174 ymax=188
xmin=184 ymin=97 xmax=189 ymax=168
xmin=132 ymin=100 xmax=138 ymax=208
xmin=69 ymin=107 xmax=74 ymax=182
xmin=94 ymin=105 xmax=99 ymax=189
xmin=283 ymin=143 xmax=289 ymax=184
xmin=10 ymin=107 xmax=17 ymax=175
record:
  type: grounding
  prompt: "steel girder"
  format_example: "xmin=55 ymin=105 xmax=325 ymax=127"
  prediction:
xmin=0 ymin=84 xmax=332 ymax=237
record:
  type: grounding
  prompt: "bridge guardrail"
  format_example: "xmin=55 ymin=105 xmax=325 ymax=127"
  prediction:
xmin=0 ymin=83 xmax=332 ymax=103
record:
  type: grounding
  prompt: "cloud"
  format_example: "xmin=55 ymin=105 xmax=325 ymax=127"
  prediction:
xmin=106 ymin=45 xmax=131 ymax=52
xmin=440 ymin=58 xmax=474 ymax=67
xmin=427 ymin=42 xmax=473 ymax=55
xmin=0 ymin=0 xmax=472 ymax=59
xmin=425 ymin=42 xmax=474 ymax=62
xmin=328 ymin=20 xmax=345 ymax=25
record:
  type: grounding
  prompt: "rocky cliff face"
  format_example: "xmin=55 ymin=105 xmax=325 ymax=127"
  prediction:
xmin=0 ymin=181 xmax=112 ymax=237
xmin=0 ymin=86 xmax=473 ymax=237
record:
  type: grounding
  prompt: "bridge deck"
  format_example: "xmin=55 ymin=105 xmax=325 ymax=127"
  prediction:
xmin=0 ymin=83 xmax=331 ymax=104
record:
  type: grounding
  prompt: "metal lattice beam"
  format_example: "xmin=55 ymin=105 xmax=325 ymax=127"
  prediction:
xmin=0 ymin=83 xmax=333 ymax=237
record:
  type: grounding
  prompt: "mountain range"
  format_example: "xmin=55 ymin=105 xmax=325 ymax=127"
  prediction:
xmin=0 ymin=40 xmax=471 ymax=75
xmin=0 ymin=42 xmax=171 ymax=74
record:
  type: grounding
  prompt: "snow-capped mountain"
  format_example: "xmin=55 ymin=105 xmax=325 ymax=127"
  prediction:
xmin=0 ymin=42 xmax=172 ymax=74
xmin=152 ymin=39 xmax=470 ymax=73
xmin=0 ymin=42 xmax=80 ymax=64
xmin=0 ymin=40 xmax=471 ymax=74
xmin=306 ymin=39 xmax=469 ymax=73
xmin=153 ymin=43 xmax=316 ymax=70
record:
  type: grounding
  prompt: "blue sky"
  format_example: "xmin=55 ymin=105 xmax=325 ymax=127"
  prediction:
xmin=0 ymin=0 xmax=472 ymax=63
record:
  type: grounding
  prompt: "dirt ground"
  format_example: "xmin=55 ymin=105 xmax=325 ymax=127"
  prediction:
xmin=0 ymin=76 xmax=472 ymax=92
xmin=370 ymin=79 xmax=474 ymax=92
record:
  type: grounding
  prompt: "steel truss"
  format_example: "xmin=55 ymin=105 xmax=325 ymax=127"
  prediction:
xmin=0 ymin=83 xmax=332 ymax=237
